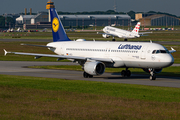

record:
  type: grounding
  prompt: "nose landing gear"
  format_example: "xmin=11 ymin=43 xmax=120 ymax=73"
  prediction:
xmin=149 ymin=68 xmax=156 ymax=80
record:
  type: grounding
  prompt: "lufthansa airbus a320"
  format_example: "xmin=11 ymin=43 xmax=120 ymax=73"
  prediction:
xmin=4 ymin=2 xmax=176 ymax=80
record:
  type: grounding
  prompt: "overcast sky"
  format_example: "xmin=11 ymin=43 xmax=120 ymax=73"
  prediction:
xmin=1 ymin=0 xmax=180 ymax=16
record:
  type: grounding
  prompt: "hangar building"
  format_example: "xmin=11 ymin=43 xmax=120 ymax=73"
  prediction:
xmin=59 ymin=14 xmax=131 ymax=27
xmin=138 ymin=14 xmax=179 ymax=26
xmin=15 ymin=12 xmax=131 ymax=29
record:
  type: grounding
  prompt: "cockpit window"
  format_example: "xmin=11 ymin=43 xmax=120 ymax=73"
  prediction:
xmin=160 ymin=50 xmax=167 ymax=53
xmin=156 ymin=50 xmax=160 ymax=53
xmin=152 ymin=50 xmax=169 ymax=54
xmin=152 ymin=50 xmax=156 ymax=54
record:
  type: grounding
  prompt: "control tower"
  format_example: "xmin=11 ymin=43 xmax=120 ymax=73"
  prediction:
xmin=46 ymin=0 xmax=55 ymax=22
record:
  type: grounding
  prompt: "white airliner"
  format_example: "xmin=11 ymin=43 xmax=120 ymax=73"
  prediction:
xmin=4 ymin=4 xmax=176 ymax=80
xmin=98 ymin=22 xmax=151 ymax=41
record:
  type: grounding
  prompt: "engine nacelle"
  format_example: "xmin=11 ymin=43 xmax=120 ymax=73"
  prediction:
xmin=84 ymin=61 xmax=105 ymax=75
xmin=102 ymin=34 xmax=110 ymax=38
xmin=135 ymin=34 xmax=140 ymax=38
xmin=143 ymin=68 xmax=162 ymax=74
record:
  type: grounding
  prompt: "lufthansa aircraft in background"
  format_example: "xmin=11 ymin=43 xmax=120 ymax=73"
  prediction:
xmin=4 ymin=3 xmax=176 ymax=80
xmin=97 ymin=22 xmax=152 ymax=41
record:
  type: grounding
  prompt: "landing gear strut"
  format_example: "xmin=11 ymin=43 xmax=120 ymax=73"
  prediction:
xmin=149 ymin=68 xmax=156 ymax=80
xmin=83 ymin=71 xmax=93 ymax=78
xmin=121 ymin=68 xmax=131 ymax=77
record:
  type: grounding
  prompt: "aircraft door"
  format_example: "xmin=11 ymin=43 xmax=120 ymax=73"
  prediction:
xmin=141 ymin=46 xmax=148 ymax=60
xmin=60 ymin=43 xmax=65 ymax=55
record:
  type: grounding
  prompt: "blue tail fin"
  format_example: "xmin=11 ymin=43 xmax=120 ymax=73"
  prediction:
xmin=50 ymin=8 xmax=71 ymax=42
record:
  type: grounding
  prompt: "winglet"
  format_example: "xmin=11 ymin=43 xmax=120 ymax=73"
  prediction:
xmin=169 ymin=47 xmax=176 ymax=53
xmin=3 ymin=49 xmax=8 ymax=56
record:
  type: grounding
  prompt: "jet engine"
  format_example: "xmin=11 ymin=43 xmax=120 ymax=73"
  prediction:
xmin=135 ymin=34 xmax=140 ymax=38
xmin=102 ymin=34 xmax=110 ymax=38
xmin=84 ymin=61 xmax=105 ymax=75
xmin=143 ymin=68 xmax=162 ymax=74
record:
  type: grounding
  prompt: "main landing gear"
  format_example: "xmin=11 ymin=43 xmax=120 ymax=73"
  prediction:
xmin=112 ymin=38 xmax=116 ymax=41
xmin=83 ymin=71 xmax=93 ymax=78
xmin=149 ymin=68 xmax=156 ymax=80
xmin=121 ymin=68 xmax=131 ymax=77
xmin=112 ymin=36 xmax=116 ymax=41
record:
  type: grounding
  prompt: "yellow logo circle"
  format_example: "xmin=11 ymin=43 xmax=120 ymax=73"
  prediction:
xmin=52 ymin=17 xmax=59 ymax=32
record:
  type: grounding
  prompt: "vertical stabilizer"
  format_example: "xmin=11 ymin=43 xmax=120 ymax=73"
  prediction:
xmin=132 ymin=22 xmax=141 ymax=34
xmin=50 ymin=8 xmax=71 ymax=42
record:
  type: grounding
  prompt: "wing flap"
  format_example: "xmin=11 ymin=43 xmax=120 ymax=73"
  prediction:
xmin=21 ymin=43 xmax=55 ymax=49
xmin=97 ymin=32 xmax=118 ymax=38
xmin=139 ymin=31 xmax=152 ymax=35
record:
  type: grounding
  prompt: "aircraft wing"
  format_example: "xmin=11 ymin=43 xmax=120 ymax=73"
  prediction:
xmin=97 ymin=32 xmax=119 ymax=37
xmin=139 ymin=31 xmax=152 ymax=35
xmin=21 ymin=43 xmax=55 ymax=49
xmin=3 ymin=49 xmax=113 ymax=63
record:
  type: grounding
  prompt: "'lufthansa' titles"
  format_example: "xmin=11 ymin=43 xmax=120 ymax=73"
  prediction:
xmin=118 ymin=44 xmax=142 ymax=50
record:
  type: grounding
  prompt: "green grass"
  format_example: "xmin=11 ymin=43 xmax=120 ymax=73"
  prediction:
xmin=1 ymin=74 xmax=180 ymax=102
xmin=0 ymin=75 xmax=180 ymax=119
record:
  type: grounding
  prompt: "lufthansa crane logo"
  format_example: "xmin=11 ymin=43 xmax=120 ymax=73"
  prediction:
xmin=52 ymin=17 xmax=59 ymax=32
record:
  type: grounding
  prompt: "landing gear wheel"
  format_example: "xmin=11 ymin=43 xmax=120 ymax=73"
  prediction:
xmin=126 ymin=70 xmax=131 ymax=77
xmin=124 ymin=39 xmax=128 ymax=41
xmin=149 ymin=68 xmax=156 ymax=80
xmin=112 ymin=38 xmax=116 ymax=41
xmin=121 ymin=70 xmax=126 ymax=77
xmin=83 ymin=72 xmax=93 ymax=78
xmin=83 ymin=72 xmax=89 ymax=78
xmin=121 ymin=69 xmax=131 ymax=77
xmin=89 ymin=75 xmax=93 ymax=78
xmin=150 ymin=75 xmax=156 ymax=80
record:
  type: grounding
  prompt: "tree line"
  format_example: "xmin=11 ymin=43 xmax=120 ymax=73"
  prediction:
xmin=0 ymin=16 xmax=15 ymax=29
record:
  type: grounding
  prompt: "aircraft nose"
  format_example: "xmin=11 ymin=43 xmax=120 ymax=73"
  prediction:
xmin=163 ymin=54 xmax=174 ymax=67
xmin=103 ymin=27 xmax=106 ymax=32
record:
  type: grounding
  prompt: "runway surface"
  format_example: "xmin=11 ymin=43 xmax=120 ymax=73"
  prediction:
xmin=0 ymin=61 xmax=180 ymax=88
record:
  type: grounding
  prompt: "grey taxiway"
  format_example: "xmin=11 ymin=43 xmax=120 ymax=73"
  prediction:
xmin=0 ymin=61 xmax=180 ymax=88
